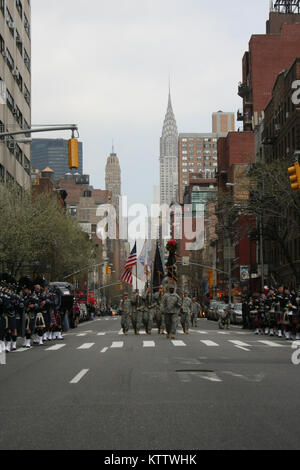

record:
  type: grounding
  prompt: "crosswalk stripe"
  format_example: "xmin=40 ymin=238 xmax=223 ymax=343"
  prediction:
xmin=70 ymin=369 xmax=89 ymax=384
xmin=45 ymin=344 xmax=66 ymax=351
xmin=229 ymin=340 xmax=251 ymax=348
xmin=198 ymin=331 xmax=209 ymax=335
xmin=76 ymin=334 xmax=87 ymax=337
xmin=97 ymin=332 xmax=106 ymax=336
xmin=172 ymin=340 xmax=186 ymax=347
xmin=143 ymin=341 xmax=155 ymax=348
xmin=101 ymin=347 xmax=108 ymax=353
xmin=200 ymin=340 xmax=219 ymax=347
xmin=111 ymin=342 xmax=124 ymax=349
xmin=257 ymin=340 xmax=285 ymax=348
xmin=77 ymin=343 xmax=95 ymax=350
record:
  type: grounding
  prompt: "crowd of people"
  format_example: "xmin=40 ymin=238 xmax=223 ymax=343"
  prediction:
xmin=241 ymin=286 xmax=300 ymax=341
xmin=0 ymin=273 xmax=74 ymax=354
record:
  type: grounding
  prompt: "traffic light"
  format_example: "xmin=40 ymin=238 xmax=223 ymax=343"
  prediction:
xmin=208 ymin=270 xmax=214 ymax=288
xmin=288 ymin=162 xmax=300 ymax=191
xmin=68 ymin=138 xmax=79 ymax=169
xmin=106 ymin=266 xmax=111 ymax=275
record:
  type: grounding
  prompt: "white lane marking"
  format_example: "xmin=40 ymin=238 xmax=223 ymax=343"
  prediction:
xmin=200 ymin=340 xmax=219 ymax=347
xmin=197 ymin=331 xmax=209 ymax=335
xmin=97 ymin=332 xmax=106 ymax=336
xmin=101 ymin=347 xmax=108 ymax=353
xmin=218 ymin=332 xmax=230 ymax=335
xmin=257 ymin=340 xmax=285 ymax=348
xmin=199 ymin=372 xmax=222 ymax=383
xmin=172 ymin=340 xmax=186 ymax=347
xmin=111 ymin=342 xmax=124 ymax=349
xmin=15 ymin=348 xmax=30 ymax=353
xmin=70 ymin=369 xmax=89 ymax=384
xmin=235 ymin=346 xmax=250 ymax=352
xmin=229 ymin=340 xmax=251 ymax=348
xmin=76 ymin=334 xmax=87 ymax=337
xmin=143 ymin=341 xmax=155 ymax=348
xmin=77 ymin=343 xmax=95 ymax=350
xmin=45 ymin=344 xmax=66 ymax=351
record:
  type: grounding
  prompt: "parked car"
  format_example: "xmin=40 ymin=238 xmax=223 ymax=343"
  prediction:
xmin=230 ymin=303 xmax=243 ymax=325
xmin=78 ymin=303 xmax=88 ymax=323
xmin=207 ymin=300 xmax=218 ymax=321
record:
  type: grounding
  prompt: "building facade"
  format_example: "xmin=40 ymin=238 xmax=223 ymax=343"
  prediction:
xmin=238 ymin=5 xmax=300 ymax=131
xmin=0 ymin=0 xmax=31 ymax=188
xmin=31 ymin=138 xmax=83 ymax=181
xmin=160 ymin=91 xmax=179 ymax=205
xmin=178 ymin=133 xmax=219 ymax=203
xmin=105 ymin=147 xmax=121 ymax=217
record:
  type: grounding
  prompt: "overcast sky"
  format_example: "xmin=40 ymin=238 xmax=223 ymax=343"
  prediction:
xmin=31 ymin=0 xmax=270 ymax=207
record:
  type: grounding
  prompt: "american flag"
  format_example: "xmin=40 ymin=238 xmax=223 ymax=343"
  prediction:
xmin=121 ymin=242 xmax=137 ymax=285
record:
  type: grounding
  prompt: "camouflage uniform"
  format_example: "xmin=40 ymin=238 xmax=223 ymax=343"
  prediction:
xmin=191 ymin=300 xmax=201 ymax=327
xmin=153 ymin=290 xmax=165 ymax=334
xmin=181 ymin=295 xmax=193 ymax=333
xmin=161 ymin=291 xmax=182 ymax=339
xmin=117 ymin=297 xmax=132 ymax=335
xmin=131 ymin=292 xmax=144 ymax=335
xmin=142 ymin=292 xmax=155 ymax=334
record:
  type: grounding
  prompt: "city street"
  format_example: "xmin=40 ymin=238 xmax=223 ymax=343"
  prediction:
xmin=0 ymin=317 xmax=299 ymax=451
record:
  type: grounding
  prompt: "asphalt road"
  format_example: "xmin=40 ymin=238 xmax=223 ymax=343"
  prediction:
xmin=0 ymin=317 xmax=299 ymax=450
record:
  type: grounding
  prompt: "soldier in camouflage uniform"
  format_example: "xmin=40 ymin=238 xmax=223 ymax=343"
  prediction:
xmin=161 ymin=285 xmax=182 ymax=339
xmin=142 ymin=288 xmax=155 ymax=335
xmin=131 ymin=289 xmax=144 ymax=335
xmin=153 ymin=287 xmax=165 ymax=335
xmin=191 ymin=297 xmax=201 ymax=328
xmin=117 ymin=293 xmax=132 ymax=335
xmin=180 ymin=291 xmax=193 ymax=334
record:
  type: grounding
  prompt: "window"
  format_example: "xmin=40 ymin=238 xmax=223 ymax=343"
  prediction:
xmin=16 ymin=0 xmax=23 ymax=18
xmin=24 ymin=48 xmax=30 ymax=72
xmin=24 ymin=13 xmax=30 ymax=38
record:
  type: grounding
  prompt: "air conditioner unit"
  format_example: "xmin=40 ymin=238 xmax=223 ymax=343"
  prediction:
xmin=12 ymin=69 xmax=19 ymax=78
xmin=8 ymin=21 xmax=15 ymax=29
xmin=24 ymin=92 xmax=30 ymax=99
xmin=1 ymin=50 xmax=6 ymax=58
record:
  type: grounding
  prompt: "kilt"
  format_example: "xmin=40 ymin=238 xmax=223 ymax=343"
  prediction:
xmin=43 ymin=311 xmax=51 ymax=329
xmin=6 ymin=312 xmax=17 ymax=331
xmin=0 ymin=315 xmax=6 ymax=338
xmin=25 ymin=312 xmax=36 ymax=332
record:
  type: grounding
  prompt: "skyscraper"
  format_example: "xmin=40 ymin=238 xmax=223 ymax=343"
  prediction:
xmin=31 ymin=138 xmax=83 ymax=181
xmin=105 ymin=146 xmax=121 ymax=216
xmin=0 ymin=0 xmax=31 ymax=188
xmin=160 ymin=89 xmax=179 ymax=205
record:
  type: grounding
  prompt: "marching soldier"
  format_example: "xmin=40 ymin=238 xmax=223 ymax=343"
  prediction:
xmin=131 ymin=289 xmax=143 ymax=335
xmin=161 ymin=284 xmax=182 ymax=339
xmin=142 ymin=287 xmax=155 ymax=335
xmin=191 ymin=297 xmax=201 ymax=328
xmin=153 ymin=287 xmax=165 ymax=335
xmin=118 ymin=292 xmax=132 ymax=335
xmin=180 ymin=291 xmax=192 ymax=334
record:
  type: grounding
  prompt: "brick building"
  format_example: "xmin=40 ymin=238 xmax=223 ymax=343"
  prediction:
xmin=216 ymin=132 xmax=256 ymax=297
xmin=58 ymin=175 xmax=126 ymax=306
xmin=238 ymin=8 xmax=300 ymax=131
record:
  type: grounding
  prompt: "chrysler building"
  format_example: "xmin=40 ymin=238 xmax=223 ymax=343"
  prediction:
xmin=160 ymin=89 xmax=179 ymax=205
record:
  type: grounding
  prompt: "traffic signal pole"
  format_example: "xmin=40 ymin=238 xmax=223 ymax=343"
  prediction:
xmin=0 ymin=124 xmax=80 ymax=170
xmin=0 ymin=124 xmax=79 ymax=139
